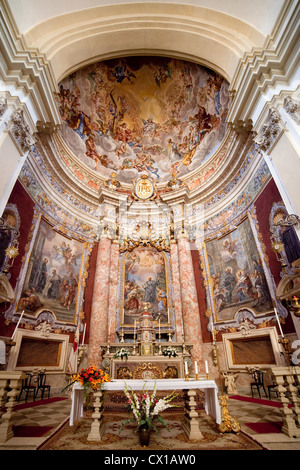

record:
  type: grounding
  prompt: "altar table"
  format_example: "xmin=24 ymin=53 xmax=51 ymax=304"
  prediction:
xmin=69 ymin=378 xmax=221 ymax=441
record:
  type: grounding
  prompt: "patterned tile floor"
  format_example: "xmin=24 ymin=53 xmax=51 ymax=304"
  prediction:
xmin=1 ymin=392 xmax=300 ymax=450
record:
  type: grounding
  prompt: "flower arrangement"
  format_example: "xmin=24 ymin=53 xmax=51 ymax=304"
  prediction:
xmin=119 ymin=381 xmax=178 ymax=435
xmin=162 ymin=346 xmax=178 ymax=358
xmin=68 ymin=366 xmax=111 ymax=391
xmin=114 ymin=347 xmax=130 ymax=360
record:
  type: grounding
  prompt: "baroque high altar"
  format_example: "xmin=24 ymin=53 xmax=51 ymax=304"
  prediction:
xmin=88 ymin=175 xmax=203 ymax=379
xmin=101 ymin=304 xmax=193 ymax=380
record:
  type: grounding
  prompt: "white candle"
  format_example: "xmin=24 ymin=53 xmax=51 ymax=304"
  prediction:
xmin=274 ymin=307 xmax=284 ymax=338
xmin=195 ymin=361 xmax=198 ymax=375
xmin=185 ymin=361 xmax=188 ymax=375
xmin=159 ymin=319 xmax=161 ymax=336
xmin=81 ymin=323 xmax=86 ymax=345
xmin=168 ymin=308 xmax=170 ymax=324
xmin=205 ymin=360 xmax=209 ymax=374
xmin=134 ymin=320 xmax=136 ymax=339
xmin=11 ymin=310 xmax=24 ymax=340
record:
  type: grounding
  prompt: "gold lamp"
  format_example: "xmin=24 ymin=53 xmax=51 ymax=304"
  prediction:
xmin=286 ymin=295 xmax=300 ymax=317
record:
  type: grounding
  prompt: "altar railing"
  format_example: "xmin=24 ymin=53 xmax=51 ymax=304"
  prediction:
xmin=269 ymin=366 xmax=300 ymax=438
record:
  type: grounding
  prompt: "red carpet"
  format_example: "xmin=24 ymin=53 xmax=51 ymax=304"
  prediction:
xmin=229 ymin=395 xmax=292 ymax=408
xmin=12 ymin=425 xmax=53 ymax=437
xmin=244 ymin=422 xmax=283 ymax=434
xmin=13 ymin=397 xmax=68 ymax=411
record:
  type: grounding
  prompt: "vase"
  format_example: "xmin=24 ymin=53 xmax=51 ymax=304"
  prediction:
xmin=138 ymin=426 xmax=151 ymax=447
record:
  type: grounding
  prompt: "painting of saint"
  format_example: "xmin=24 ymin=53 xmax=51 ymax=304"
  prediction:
xmin=123 ymin=247 xmax=169 ymax=324
xmin=19 ymin=218 xmax=84 ymax=322
xmin=205 ymin=218 xmax=273 ymax=321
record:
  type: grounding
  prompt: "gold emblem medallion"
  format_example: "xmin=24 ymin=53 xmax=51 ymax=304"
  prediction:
xmin=134 ymin=176 xmax=155 ymax=200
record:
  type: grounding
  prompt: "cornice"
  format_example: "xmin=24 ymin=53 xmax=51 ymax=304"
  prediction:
xmin=227 ymin=0 xmax=299 ymax=126
xmin=23 ymin=125 xmax=266 ymax=234
xmin=33 ymin=126 xmax=255 ymax=210
xmin=0 ymin=1 xmax=61 ymax=127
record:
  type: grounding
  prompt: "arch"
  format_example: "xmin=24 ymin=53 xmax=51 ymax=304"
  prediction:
xmin=22 ymin=3 xmax=266 ymax=83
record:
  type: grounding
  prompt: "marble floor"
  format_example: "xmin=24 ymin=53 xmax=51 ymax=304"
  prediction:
xmin=1 ymin=392 xmax=300 ymax=450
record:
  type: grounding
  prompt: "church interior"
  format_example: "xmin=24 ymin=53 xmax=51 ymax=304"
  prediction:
xmin=0 ymin=0 xmax=300 ymax=452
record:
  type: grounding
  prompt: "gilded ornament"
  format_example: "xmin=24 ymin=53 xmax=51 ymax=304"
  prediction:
xmin=5 ymin=245 xmax=19 ymax=259
xmin=133 ymin=175 xmax=156 ymax=201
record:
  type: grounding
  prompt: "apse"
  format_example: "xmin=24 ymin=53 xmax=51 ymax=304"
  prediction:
xmin=56 ymin=56 xmax=230 ymax=185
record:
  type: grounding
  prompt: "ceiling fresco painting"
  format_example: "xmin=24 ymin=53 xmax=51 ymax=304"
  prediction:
xmin=57 ymin=57 xmax=230 ymax=184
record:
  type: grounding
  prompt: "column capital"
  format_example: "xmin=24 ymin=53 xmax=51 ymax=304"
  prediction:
xmin=7 ymin=108 xmax=35 ymax=154
xmin=254 ymin=107 xmax=286 ymax=154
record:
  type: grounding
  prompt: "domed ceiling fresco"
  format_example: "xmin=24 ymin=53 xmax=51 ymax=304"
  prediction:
xmin=57 ymin=57 xmax=230 ymax=185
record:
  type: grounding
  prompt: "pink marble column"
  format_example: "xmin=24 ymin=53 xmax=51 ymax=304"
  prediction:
xmin=88 ymin=237 xmax=112 ymax=367
xmin=170 ymin=241 xmax=184 ymax=341
xmin=177 ymin=236 xmax=203 ymax=368
xmin=107 ymin=240 xmax=119 ymax=343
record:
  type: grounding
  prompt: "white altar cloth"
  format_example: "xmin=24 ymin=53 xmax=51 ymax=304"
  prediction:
xmin=69 ymin=378 xmax=221 ymax=426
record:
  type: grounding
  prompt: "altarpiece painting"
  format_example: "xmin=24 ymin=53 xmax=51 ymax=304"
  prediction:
xmin=122 ymin=247 xmax=169 ymax=325
xmin=18 ymin=218 xmax=85 ymax=322
xmin=205 ymin=217 xmax=273 ymax=321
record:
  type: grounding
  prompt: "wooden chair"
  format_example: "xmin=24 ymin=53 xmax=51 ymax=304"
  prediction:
xmin=267 ymin=383 xmax=279 ymax=399
xmin=35 ymin=373 xmax=51 ymax=400
xmin=17 ymin=373 xmax=36 ymax=402
xmin=250 ymin=370 xmax=267 ymax=399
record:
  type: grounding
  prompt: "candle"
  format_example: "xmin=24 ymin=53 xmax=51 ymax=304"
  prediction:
xmin=274 ymin=307 xmax=284 ymax=338
xmin=195 ymin=361 xmax=198 ymax=375
xmin=159 ymin=319 xmax=161 ymax=336
xmin=11 ymin=310 xmax=24 ymax=340
xmin=168 ymin=308 xmax=170 ymax=324
xmin=205 ymin=360 xmax=209 ymax=374
xmin=81 ymin=323 xmax=86 ymax=345
xmin=134 ymin=320 xmax=136 ymax=339
xmin=185 ymin=361 xmax=188 ymax=375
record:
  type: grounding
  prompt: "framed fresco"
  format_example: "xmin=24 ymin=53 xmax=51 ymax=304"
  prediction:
xmin=204 ymin=217 xmax=273 ymax=322
xmin=121 ymin=247 xmax=170 ymax=325
xmin=17 ymin=217 xmax=85 ymax=322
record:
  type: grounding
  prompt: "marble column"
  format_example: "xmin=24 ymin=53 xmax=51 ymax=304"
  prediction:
xmin=177 ymin=236 xmax=203 ymax=368
xmin=170 ymin=241 xmax=184 ymax=341
xmin=88 ymin=236 xmax=112 ymax=366
xmin=107 ymin=240 xmax=119 ymax=343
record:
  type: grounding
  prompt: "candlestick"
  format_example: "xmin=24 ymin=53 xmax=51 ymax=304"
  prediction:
xmin=184 ymin=361 xmax=189 ymax=380
xmin=274 ymin=307 xmax=284 ymax=338
xmin=11 ymin=310 xmax=24 ymax=340
xmin=81 ymin=323 xmax=86 ymax=345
